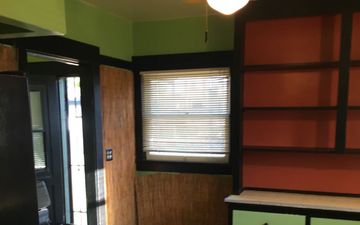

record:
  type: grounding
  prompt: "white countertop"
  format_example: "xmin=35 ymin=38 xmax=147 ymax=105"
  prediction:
xmin=225 ymin=190 xmax=360 ymax=213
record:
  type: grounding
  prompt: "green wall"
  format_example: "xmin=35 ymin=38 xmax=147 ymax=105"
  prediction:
xmin=0 ymin=0 xmax=66 ymax=34
xmin=233 ymin=210 xmax=305 ymax=225
xmin=64 ymin=0 xmax=133 ymax=61
xmin=0 ymin=0 xmax=234 ymax=61
xmin=312 ymin=218 xmax=360 ymax=225
xmin=133 ymin=15 xmax=234 ymax=56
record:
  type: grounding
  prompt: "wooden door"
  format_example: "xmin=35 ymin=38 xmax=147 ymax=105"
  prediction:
xmin=100 ymin=65 xmax=136 ymax=225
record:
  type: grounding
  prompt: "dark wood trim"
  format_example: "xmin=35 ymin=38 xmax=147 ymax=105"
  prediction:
xmin=133 ymin=51 xmax=233 ymax=71
xmin=349 ymin=106 xmax=360 ymax=110
xmin=137 ymin=161 xmax=231 ymax=175
xmin=228 ymin=205 xmax=233 ymax=225
xmin=243 ymin=61 xmax=339 ymax=72
xmin=134 ymin=68 xmax=144 ymax=165
xmin=231 ymin=15 xmax=246 ymax=194
xmin=345 ymin=148 xmax=360 ymax=154
xmin=0 ymin=71 xmax=25 ymax=76
xmin=18 ymin=48 xmax=27 ymax=72
xmin=80 ymin=63 xmax=105 ymax=225
xmin=0 ymin=36 xmax=98 ymax=64
xmin=335 ymin=11 xmax=353 ymax=153
xmin=134 ymin=51 xmax=233 ymax=174
xmin=99 ymin=55 xmax=133 ymax=70
xmin=306 ymin=216 xmax=311 ymax=225
xmin=351 ymin=61 xmax=360 ymax=67
xmin=27 ymin=62 xmax=81 ymax=77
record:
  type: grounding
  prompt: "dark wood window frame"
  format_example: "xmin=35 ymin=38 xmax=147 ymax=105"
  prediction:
xmin=133 ymin=51 xmax=234 ymax=175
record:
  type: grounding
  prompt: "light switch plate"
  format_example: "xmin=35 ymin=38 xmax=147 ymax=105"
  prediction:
xmin=106 ymin=148 xmax=113 ymax=161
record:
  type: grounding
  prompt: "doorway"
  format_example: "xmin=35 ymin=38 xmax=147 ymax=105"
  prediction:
xmin=0 ymin=36 xmax=105 ymax=225
xmin=28 ymin=55 xmax=88 ymax=225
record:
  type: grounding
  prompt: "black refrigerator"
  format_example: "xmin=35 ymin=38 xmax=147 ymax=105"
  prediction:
xmin=0 ymin=74 xmax=39 ymax=225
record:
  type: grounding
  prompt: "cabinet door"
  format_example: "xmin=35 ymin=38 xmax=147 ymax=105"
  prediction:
xmin=312 ymin=218 xmax=360 ymax=225
xmin=233 ymin=210 xmax=305 ymax=225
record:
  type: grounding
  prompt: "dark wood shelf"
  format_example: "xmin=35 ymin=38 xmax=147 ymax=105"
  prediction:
xmin=345 ymin=148 xmax=360 ymax=154
xmin=243 ymin=106 xmax=337 ymax=111
xmin=350 ymin=60 xmax=360 ymax=67
xmin=243 ymin=61 xmax=339 ymax=72
xmin=348 ymin=106 xmax=360 ymax=110
xmin=243 ymin=146 xmax=336 ymax=153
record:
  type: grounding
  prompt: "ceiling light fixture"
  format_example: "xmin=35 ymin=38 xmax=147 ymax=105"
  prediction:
xmin=207 ymin=0 xmax=249 ymax=15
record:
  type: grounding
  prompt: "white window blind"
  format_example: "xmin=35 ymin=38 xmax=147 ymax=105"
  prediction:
xmin=141 ymin=68 xmax=230 ymax=163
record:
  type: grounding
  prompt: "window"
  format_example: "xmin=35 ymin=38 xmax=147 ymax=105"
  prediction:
xmin=141 ymin=68 xmax=230 ymax=163
xmin=30 ymin=91 xmax=46 ymax=169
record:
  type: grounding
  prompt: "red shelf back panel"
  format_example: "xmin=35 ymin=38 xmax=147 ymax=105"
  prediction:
xmin=348 ymin=67 xmax=360 ymax=106
xmin=348 ymin=67 xmax=360 ymax=150
xmin=346 ymin=110 xmax=360 ymax=150
xmin=244 ymin=69 xmax=338 ymax=107
xmin=244 ymin=111 xmax=336 ymax=148
xmin=351 ymin=12 xmax=360 ymax=60
xmin=243 ymin=151 xmax=360 ymax=194
xmin=245 ymin=15 xmax=341 ymax=65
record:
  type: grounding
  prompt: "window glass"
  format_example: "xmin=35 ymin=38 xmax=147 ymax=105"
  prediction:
xmin=32 ymin=132 xmax=46 ymax=169
xmin=141 ymin=68 xmax=230 ymax=163
xmin=30 ymin=91 xmax=46 ymax=169
xmin=30 ymin=91 xmax=43 ymax=130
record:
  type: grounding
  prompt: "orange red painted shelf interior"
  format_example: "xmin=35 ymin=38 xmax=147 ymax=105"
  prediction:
xmin=242 ymin=13 xmax=360 ymax=195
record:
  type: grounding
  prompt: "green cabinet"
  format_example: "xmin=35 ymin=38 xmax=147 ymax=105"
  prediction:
xmin=233 ymin=210 xmax=306 ymax=225
xmin=311 ymin=218 xmax=360 ymax=225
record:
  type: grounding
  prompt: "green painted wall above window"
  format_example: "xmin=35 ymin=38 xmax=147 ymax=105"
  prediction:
xmin=0 ymin=0 xmax=66 ymax=35
xmin=133 ymin=15 xmax=234 ymax=56
xmin=0 ymin=0 xmax=234 ymax=61
xmin=64 ymin=0 xmax=133 ymax=61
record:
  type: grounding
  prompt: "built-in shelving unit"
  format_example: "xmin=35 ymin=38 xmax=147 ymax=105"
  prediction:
xmin=241 ymin=11 xmax=341 ymax=153
xmin=228 ymin=2 xmax=360 ymax=225
xmin=236 ymin=11 xmax=360 ymax=156
xmin=230 ymin=1 xmax=360 ymax=196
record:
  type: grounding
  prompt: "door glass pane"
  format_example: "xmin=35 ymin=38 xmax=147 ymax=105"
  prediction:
xmin=30 ymin=90 xmax=46 ymax=169
xmin=33 ymin=132 xmax=46 ymax=169
xmin=30 ymin=91 xmax=44 ymax=130
xmin=64 ymin=77 xmax=88 ymax=225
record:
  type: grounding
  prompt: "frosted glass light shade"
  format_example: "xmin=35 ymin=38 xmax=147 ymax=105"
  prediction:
xmin=207 ymin=0 xmax=250 ymax=15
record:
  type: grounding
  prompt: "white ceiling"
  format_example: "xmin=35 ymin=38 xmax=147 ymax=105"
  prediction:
xmin=82 ymin=0 xmax=218 ymax=21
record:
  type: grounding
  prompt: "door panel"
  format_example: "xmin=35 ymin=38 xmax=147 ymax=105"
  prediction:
xmin=312 ymin=218 xmax=360 ymax=225
xmin=29 ymin=75 xmax=65 ymax=224
xmin=233 ymin=210 xmax=305 ymax=225
xmin=100 ymin=65 xmax=136 ymax=225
